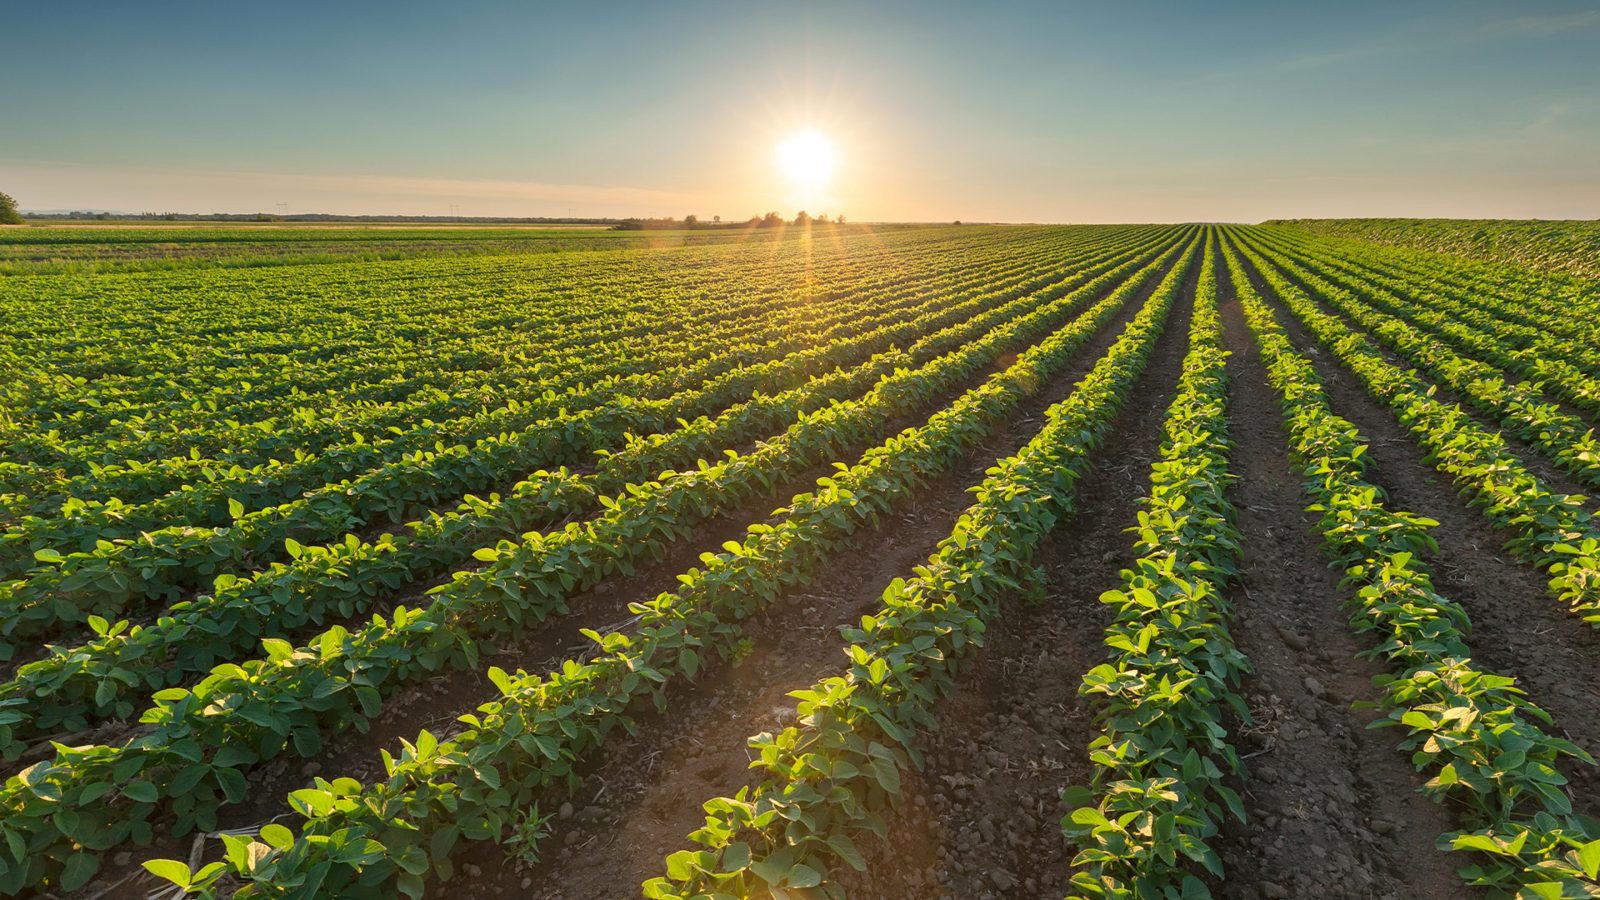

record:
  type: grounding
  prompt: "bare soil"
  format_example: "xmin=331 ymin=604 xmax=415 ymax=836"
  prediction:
xmin=1214 ymin=256 xmax=1466 ymax=899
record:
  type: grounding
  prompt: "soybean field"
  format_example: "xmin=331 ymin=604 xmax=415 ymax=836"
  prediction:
xmin=2 ymin=222 xmax=1599 ymax=899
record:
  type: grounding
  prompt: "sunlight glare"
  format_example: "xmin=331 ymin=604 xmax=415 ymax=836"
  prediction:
xmin=776 ymin=130 xmax=838 ymax=193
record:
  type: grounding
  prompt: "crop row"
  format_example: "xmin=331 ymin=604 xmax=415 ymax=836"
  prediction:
xmin=1265 ymin=218 xmax=1600 ymax=281
xmin=2 ymin=233 xmax=1030 ymax=535
xmin=1257 ymin=228 xmax=1600 ymax=404
xmin=0 ymin=233 xmax=1138 ymax=586
xmin=1239 ymin=232 xmax=1600 ymax=491
xmin=1264 ymin=225 xmax=1600 ymax=332
xmin=2 ymin=227 xmax=1077 ymax=448
xmin=1 ymin=231 xmax=893 ymax=421
xmin=0 ymin=227 xmax=1177 ymax=650
xmin=1259 ymin=227 xmax=1600 ymax=384
xmin=141 ymin=229 xmax=1203 ymax=897
xmin=1062 ymin=232 xmax=1249 ymax=895
xmin=4 ymin=227 xmax=1085 ymax=500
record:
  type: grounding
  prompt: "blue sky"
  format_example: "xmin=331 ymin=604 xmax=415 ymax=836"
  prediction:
xmin=3 ymin=0 xmax=1597 ymax=221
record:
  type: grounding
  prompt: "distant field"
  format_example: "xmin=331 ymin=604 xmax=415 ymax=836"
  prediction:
xmin=16 ymin=221 xmax=615 ymax=229
xmin=1270 ymin=217 xmax=1600 ymax=281
xmin=0 ymin=223 xmax=864 ymax=273
xmin=3 ymin=222 xmax=1599 ymax=898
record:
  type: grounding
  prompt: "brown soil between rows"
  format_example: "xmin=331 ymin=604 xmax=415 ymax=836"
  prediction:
xmin=825 ymin=231 xmax=1201 ymax=900
xmin=1213 ymin=255 xmax=1466 ymax=899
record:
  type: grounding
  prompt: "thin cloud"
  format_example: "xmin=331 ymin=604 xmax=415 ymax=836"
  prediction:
xmin=1477 ymin=9 xmax=1600 ymax=36
xmin=1187 ymin=6 xmax=1599 ymax=88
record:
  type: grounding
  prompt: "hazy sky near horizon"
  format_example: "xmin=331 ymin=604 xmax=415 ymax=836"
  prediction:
xmin=4 ymin=0 xmax=1598 ymax=222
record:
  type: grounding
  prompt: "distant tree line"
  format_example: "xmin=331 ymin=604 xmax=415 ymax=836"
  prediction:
xmin=20 ymin=210 xmax=675 ymax=226
xmin=612 ymin=211 xmax=846 ymax=231
xmin=6 ymin=196 xmax=857 ymax=230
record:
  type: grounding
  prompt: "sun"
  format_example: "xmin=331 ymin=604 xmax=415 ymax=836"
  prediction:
xmin=776 ymin=130 xmax=838 ymax=193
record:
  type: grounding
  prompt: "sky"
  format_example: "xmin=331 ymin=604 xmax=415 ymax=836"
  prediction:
xmin=3 ymin=0 xmax=1598 ymax=222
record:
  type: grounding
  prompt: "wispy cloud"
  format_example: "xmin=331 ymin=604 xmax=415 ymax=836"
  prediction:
xmin=1476 ymin=9 xmax=1600 ymax=36
xmin=1186 ymin=6 xmax=1600 ymax=88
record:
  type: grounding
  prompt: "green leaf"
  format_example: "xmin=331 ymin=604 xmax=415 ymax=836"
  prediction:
xmin=665 ymin=850 xmax=697 ymax=881
xmin=1452 ymin=834 xmax=1503 ymax=855
xmin=122 ymin=781 xmax=160 ymax=803
xmin=228 ymin=498 xmax=245 ymax=520
xmin=259 ymin=823 xmax=296 ymax=849
xmin=785 ymin=863 xmax=822 ymax=888
xmin=60 ymin=853 xmax=99 ymax=892
xmin=721 ymin=842 xmax=751 ymax=873
xmin=142 ymin=858 xmax=193 ymax=888
xmin=1578 ymin=838 xmax=1600 ymax=880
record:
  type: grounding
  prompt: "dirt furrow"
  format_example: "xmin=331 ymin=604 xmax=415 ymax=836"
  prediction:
xmin=826 ymin=242 xmax=1201 ymax=900
xmin=1213 ymin=260 xmax=1465 ymax=900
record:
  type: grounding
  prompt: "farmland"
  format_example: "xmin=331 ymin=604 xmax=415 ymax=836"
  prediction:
xmin=1 ymin=221 xmax=1599 ymax=899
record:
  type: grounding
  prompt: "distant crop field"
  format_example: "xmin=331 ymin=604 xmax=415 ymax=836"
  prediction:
xmin=1270 ymin=217 xmax=1600 ymax=281
xmin=0 ymin=223 xmax=865 ymax=274
xmin=2 ymin=222 xmax=1598 ymax=898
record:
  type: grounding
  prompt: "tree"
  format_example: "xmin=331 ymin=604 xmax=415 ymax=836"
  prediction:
xmin=683 ymin=214 xmax=699 ymax=229
xmin=760 ymin=211 xmax=783 ymax=228
xmin=0 ymin=192 xmax=23 ymax=225
xmin=793 ymin=210 xmax=811 ymax=227
xmin=836 ymin=214 xmax=846 ymax=225
xmin=712 ymin=215 xmax=721 ymax=225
